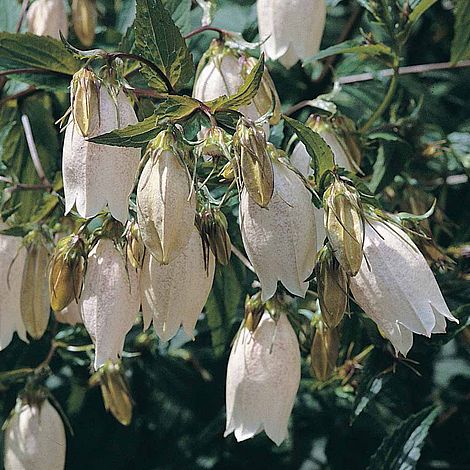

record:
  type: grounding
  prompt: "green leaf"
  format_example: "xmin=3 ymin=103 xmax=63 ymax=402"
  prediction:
xmin=163 ymin=0 xmax=192 ymax=34
xmin=451 ymin=0 xmax=470 ymax=64
xmin=367 ymin=406 xmax=440 ymax=470
xmin=408 ymin=0 xmax=439 ymax=24
xmin=91 ymin=95 xmax=200 ymax=147
xmin=304 ymin=40 xmax=393 ymax=63
xmin=0 ymin=0 xmax=21 ymax=32
xmin=283 ymin=116 xmax=335 ymax=185
xmin=134 ymin=0 xmax=194 ymax=92
xmin=204 ymin=262 xmax=245 ymax=357
xmin=207 ymin=54 xmax=265 ymax=112
xmin=0 ymin=32 xmax=81 ymax=90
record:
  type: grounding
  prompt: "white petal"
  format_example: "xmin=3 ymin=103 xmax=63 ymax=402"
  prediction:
xmin=4 ymin=400 xmax=66 ymax=470
xmin=140 ymin=228 xmax=215 ymax=341
xmin=240 ymin=160 xmax=316 ymax=301
xmin=63 ymin=89 xmax=140 ymax=223
xmin=225 ymin=313 xmax=300 ymax=446
xmin=80 ymin=239 xmax=140 ymax=369
xmin=27 ymin=0 xmax=68 ymax=39
xmin=0 ymin=235 xmax=27 ymax=350
xmin=350 ymin=220 xmax=457 ymax=354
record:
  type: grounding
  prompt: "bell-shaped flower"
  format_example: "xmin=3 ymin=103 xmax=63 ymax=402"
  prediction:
xmin=257 ymin=0 xmax=326 ymax=69
xmin=72 ymin=0 xmax=97 ymax=47
xmin=193 ymin=41 xmax=278 ymax=132
xmin=54 ymin=300 xmax=82 ymax=326
xmin=240 ymin=159 xmax=316 ymax=302
xmin=4 ymin=398 xmax=66 ymax=470
xmin=0 ymin=226 xmax=27 ymax=349
xmin=80 ymin=238 xmax=140 ymax=369
xmin=63 ymin=72 xmax=140 ymax=223
xmin=225 ymin=312 xmax=301 ymax=446
xmin=350 ymin=219 xmax=458 ymax=356
xmin=137 ymin=132 xmax=196 ymax=265
xmin=27 ymin=0 xmax=68 ymax=40
xmin=141 ymin=228 xmax=215 ymax=341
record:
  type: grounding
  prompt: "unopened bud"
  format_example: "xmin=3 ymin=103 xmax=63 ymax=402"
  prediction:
xmin=92 ymin=361 xmax=133 ymax=426
xmin=72 ymin=0 xmax=97 ymax=47
xmin=324 ymin=178 xmax=364 ymax=276
xmin=71 ymin=68 xmax=101 ymax=138
xmin=234 ymin=120 xmax=274 ymax=208
xmin=316 ymin=245 xmax=348 ymax=328
xmin=197 ymin=126 xmax=231 ymax=160
xmin=125 ymin=221 xmax=145 ymax=269
xmin=20 ymin=237 xmax=50 ymax=340
xmin=310 ymin=321 xmax=340 ymax=381
xmin=49 ymin=234 xmax=86 ymax=312
xmin=196 ymin=209 xmax=231 ymax=266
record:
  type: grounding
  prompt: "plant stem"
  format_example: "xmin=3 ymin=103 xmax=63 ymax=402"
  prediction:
xmin=359 ymin=71 xmax=398 ymax=133
xmin=184 ymin=25 xmax=226 ymax=40
xmin=21 ymin=114 xmax=52 ymax=188
xmin=15 ymin=0 xmax=30 ymax=33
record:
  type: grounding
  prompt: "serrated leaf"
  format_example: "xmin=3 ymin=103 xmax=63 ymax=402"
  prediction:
xmin=408 ymin=0 xmax=439 ymax=24
xmin=90 ymin=95 xmax=200 ymax=147
xmin=284 ymin=115 xmax=335 ymax=184
xmin=367 ymin=406 xmax=440 ymax=470
xmin=134 ymin=0 xmax=194 ymax=92
xmin=451 ymin=0 xmax=470 ymax=64
xmin=304 ymin=40 xmax=393 ymax=63
xmin=0 ymin=32 xmax=81 ymax=90
xmin=204 ymin=262 xmax=244 ymax=357
xmin=163 ymin=0 xmax=192 ymax=34
xmin=207 ymin=54 xmax=265 ymax=113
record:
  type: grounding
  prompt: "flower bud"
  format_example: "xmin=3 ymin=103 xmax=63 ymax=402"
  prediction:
xmin=196 ymin=126 xmax=231 ymax=160
xmin=196 ymin=208 xmax=231 ymax=266
xmin=234 ymin=120 xmax=274 ymax=208
xmin=63 ymin=72 xmax=140 ymax=223
xmin=137 ymin=131 xmax=196 ymax=265
xmin=27 ymin=0 xmax=68 ymax=40
xmin=240 ymin=159 xmax=316 ymax=302
xmin=141 ymin=228 xmax=215 ymax=341
xmin=324 ymin=179 xmax=364 ymax=276
xmin=49 ymin=234 xmax=86 ymax=312
xmin=350 ymin=218 xmax=458 ymax=356
xmin=20 ymin=239 xmax=50 ymax=340
xmin=310 ymin=320 xmax=340 ymax=381
xmin=0 ymin=225 xmax=27 ymax=349
xmin=4 ymin=398 xmax=66 ymax=470
xmin=316 ymin=245 xmax=348 ymax=328
xmin=80 ymin=238 xmax=140 ymax=369
xmin=257 ymin=0 xmax=326 ymax=69
xmin=72 ymin=0 xmax=97 ymax=47
xmin=243 ymin=292 xmax=264 ymax=332
xmin=125 ymin=221 xmax=145 ymax=269
xmin=92 ymin=361 xmax=133 ymax=426
xmin=225 ymin=312 xmax=300 ymax=446
xmin=70 ymin=68 xmax=100 ymax=138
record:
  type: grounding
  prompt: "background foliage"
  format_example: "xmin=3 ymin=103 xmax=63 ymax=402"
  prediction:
xmin=0 ymin=0 xmax=469 ymax=469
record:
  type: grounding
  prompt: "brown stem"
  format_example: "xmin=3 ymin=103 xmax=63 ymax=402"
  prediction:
xmin=20 ymin=115 xmax=52 ymax=189
xmin=15 ymin=0 xmax=30 ymax=33
xmin=184 ymin=25 xmax=226 ymax=40
xmin=0 ymin=85 xmax=36 ymax=107
xmin=109 ymin=52 xmax=175 ymax=94
xmin=0 ymin=67 xmax=67 ymax=77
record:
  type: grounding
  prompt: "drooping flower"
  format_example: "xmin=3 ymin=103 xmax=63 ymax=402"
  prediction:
xmin=27 ymin=0 xmax=68 ymax=40
xmin=193 ymin=41 xmax=279 ymax=131
xmin=257 ymin=0 xmax=327 ymax=69
xmin=63 ymin=70 xmax=140 ymax=223
xmin=54 ymin=300 xmax=82 ymax=326
xmin=240 ymin=159 xmax=316 ymax=302
xmin=141 ymin=228 xmax=215 ymax=341
xmin=350 ymin=218 xmax=458 ymax=356
xmin=72 ymin=0 xmax=97 ymax=47
xmin=4 ymin=398 xmax=66 ymax=470
xmin=225 ymin=312 xmax=301 ymax=446
xmin=0 ymin=226 xmax=27 ymax=350
xmin=80 ymin=238 xmax=140 ymax=369
xmin=137 ymin=131 xmax=196 ymax=265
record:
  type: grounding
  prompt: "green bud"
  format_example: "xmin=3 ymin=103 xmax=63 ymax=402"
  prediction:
xmin=244 ymin=292 xmax=264 ymax=332
xmin=310 ymin=321 xmax=340 ymax=381
xmin=125 ymin=221 xmax=145 ymax=269
xmin=71 ymin=68 xmax=100 ymax=138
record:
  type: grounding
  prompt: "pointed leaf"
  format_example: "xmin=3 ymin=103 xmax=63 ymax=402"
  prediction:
xmin=451 ymin=0 xmax=470 ymax=64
